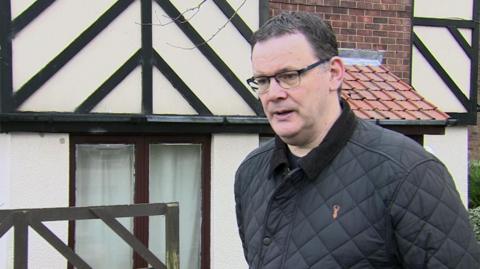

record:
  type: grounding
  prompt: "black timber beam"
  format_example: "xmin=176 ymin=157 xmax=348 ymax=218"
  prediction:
xmin=412 ymin=17 xmax=475 ymax=28
xmin=141 ymin=0 xmax=153 ymax=114
xmin=259 ymin=0 xmax=270 ymax=25
xmin=11 ymin=0 xmax=56 ymax=37
xmin=0 ymin=0 xmax=12 ymax=113
xmin=212 ymin=0 xmax=253 ymax=42
xmin=0 ymin=113 xmax=447 ymax=135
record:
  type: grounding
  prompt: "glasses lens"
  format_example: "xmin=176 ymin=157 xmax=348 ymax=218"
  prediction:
xmin=277 ymin=71 xmax=300 ymax=89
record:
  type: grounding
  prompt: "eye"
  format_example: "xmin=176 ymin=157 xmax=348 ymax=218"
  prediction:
xmin=254 ymin=77 xmax=269 ymax=86
xmin=277 ymin=71 xmax=299 ymax=83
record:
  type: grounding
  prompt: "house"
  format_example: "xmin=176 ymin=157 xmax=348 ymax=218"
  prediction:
xmin=0 ymin=1 xmax=478 ymax=268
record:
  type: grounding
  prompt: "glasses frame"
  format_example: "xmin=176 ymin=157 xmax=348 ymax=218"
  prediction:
xmin=246 ymin=58 xmax=331 ymax=94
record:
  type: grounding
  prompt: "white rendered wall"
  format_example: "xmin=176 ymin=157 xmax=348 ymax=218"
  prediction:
xmin=211 ymin=134 xmax=258 ymax=269
xmin=413 ymin=0 xmax=473 ymax=20
xmin=0 ymin=134 xmax=12 ymax=269
xmin=1 ymin=133 xmax=70 ymax=269
xmin=424 ymin=127 xmax=469 ymax=207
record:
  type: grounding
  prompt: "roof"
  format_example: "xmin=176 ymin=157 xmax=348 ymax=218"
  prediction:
xmin=341 ymin=65 xmax=450 ymax=123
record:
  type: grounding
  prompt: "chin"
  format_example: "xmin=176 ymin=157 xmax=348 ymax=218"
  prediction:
xmin=272 ymin=127 xmax=300 ymax=142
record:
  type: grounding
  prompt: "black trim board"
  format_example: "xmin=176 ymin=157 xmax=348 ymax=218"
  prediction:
xmin=412 ymin=17 xmax=475 ymax=28
xmin=0 ymin=113 xmax=446 ymax=135
xmin=141 ymin=0 xmax=153 ymax=114
xmin=0 ymin=114 xmax=272 ymax=134
xmin=11 ymin=0 xmax=55 ymax=37
xmin=471 ymin=0 xmax=479 ymax=124
xmin=12 ymin=0 xmax=135 ymax=110
xmin=152 ymin=51 xmax=212 ymax=115
xmin=155 ymin=0 xmax=263 ymax=116
xmin=259 ymin=0 xmax=269 ymax=26
xmin=0 ymin=0 xmax=13 ymax=113
xmin=448 ymin=112 xmax=476 ymax=124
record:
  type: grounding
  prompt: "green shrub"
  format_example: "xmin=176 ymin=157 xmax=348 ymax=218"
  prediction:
xmin=469 ymin=207 xmax=480 ymax=241
xmin=469 ymin=160 xmax=480 ymax=209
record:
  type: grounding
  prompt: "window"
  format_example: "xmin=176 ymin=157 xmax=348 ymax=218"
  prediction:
xmin=69 ymin=135 xmax=210 ymax=269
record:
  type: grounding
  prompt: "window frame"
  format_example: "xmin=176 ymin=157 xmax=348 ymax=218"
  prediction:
xmin=69 ymin=134 xmax=211 ymax=269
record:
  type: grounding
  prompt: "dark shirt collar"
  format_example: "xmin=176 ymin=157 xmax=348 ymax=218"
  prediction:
xmin=269 ymin=99 xmax=357 ymax=180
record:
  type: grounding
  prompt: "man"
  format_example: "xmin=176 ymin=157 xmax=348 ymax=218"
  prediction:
xmin=235 ymin=12 xmax=480 ymax=268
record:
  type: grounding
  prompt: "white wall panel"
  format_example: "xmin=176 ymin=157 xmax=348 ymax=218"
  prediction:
xmin=413 ymin=26 xmax=471 ymax=98
xmin=0 ymin=134 xmax=11 ymax=269
xmin=17 ymin=1 xmax=141 ymax=112
xmin=152 ymin=2 xmax=256 ymax=116
xmin=92 ymin=66 xmax=142 ymax=114
xmin=226 ymin=0 xmax=260 ymax=30
xmin=459 ymin=28 xmax=472 ymax=46
xmin=10 ymin=0 xmax=36 ymax=19
xmin=12 ymin=0 xmax=117 ymax=90
xmin=414 ymin=0 xmax=473 ymax=20
xmin=6 ymin=133 xmax=70 ymax=268
xmin=211 ymin=134 xmax=258 ymax=269
xmin=424 ymin=127 xmax=469 ymax=207
xmin=411 ymin=46 xmax=467 ymax=112
xmin=152 ymin=68 xmax=198 ymax=114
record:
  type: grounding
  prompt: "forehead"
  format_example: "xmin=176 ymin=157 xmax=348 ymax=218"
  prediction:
xmin=251 ymin=33 xmax=317 ymax=74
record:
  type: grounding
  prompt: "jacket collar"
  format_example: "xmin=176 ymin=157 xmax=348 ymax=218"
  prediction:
xmin=269 ymin=99 xmax=357 ymax=180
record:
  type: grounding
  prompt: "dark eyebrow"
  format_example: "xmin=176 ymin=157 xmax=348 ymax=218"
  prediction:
xmin=253 ymin=66 xmax=300 ymax=78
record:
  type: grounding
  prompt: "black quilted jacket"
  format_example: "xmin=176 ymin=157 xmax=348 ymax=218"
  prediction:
xmin=235 ymin=102 xmax=480 ymax=269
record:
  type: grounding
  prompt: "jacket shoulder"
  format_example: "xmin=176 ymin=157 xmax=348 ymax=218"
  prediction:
xmin=350 ymin=119 xmax=437 ymax=169
xmin=237 ymin=138 xmax=275 ymax=170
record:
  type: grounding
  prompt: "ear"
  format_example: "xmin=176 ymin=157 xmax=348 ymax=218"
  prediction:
xmin=328 ymin=56 xmax=345 ymax=91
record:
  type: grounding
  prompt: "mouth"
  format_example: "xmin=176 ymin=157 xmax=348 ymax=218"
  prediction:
xmin=272 ymin=109 xmax=294 ymax=119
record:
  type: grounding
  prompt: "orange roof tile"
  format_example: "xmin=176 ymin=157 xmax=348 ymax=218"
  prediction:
xmin=343 ymin=64 xmax=449 ymax=122
xmin=373 ymin=81 xmax=395 ymax=91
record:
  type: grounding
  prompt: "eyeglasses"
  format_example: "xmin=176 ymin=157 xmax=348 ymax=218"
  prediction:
xmin=246 ymin=58 xmax=330 ymax=94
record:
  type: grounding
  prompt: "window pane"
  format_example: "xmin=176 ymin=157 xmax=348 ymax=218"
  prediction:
xmin=149 ymin=144 xmax=202 ymax=269
xmin=75 ymin=144 xmax=135 ymax=268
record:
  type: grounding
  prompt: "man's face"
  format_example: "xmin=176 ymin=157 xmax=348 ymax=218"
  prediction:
xmin=251 ymin=33 xmax=344 ymax=147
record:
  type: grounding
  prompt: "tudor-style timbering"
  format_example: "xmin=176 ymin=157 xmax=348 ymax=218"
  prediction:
xmin=2 ymin=0 xmax=262 ymax=117
xmin=412 ymin=0 xmax=478 ymax=124
xmin=411 ymin=0 xmax=478 ymax=207
xmin=0 ymin=1 xmax=266 ymax=268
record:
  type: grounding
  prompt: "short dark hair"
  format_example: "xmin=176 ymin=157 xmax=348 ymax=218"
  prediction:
xmin=251 ymin=12 xmax=338 ymax=60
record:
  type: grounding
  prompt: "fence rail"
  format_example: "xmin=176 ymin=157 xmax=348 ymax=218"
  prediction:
xmin=0 ymin=203 xmax=179 ymax=269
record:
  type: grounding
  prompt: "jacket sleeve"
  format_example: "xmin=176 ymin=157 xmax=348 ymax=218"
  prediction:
xmin=234 ymin=167 xmax=248 ymax=260
xmin=390 ymin=159 xmax=480 ymax=268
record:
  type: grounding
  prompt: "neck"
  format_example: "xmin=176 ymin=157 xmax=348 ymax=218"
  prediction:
xmin=287 ymin=103 xmax=342 ymax=157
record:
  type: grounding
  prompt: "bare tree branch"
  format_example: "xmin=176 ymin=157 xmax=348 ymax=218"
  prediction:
xmin=153 ymin=0 xmax=208 ymax=26
xmin=165 ymin=0 xmax=247 ymax=50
